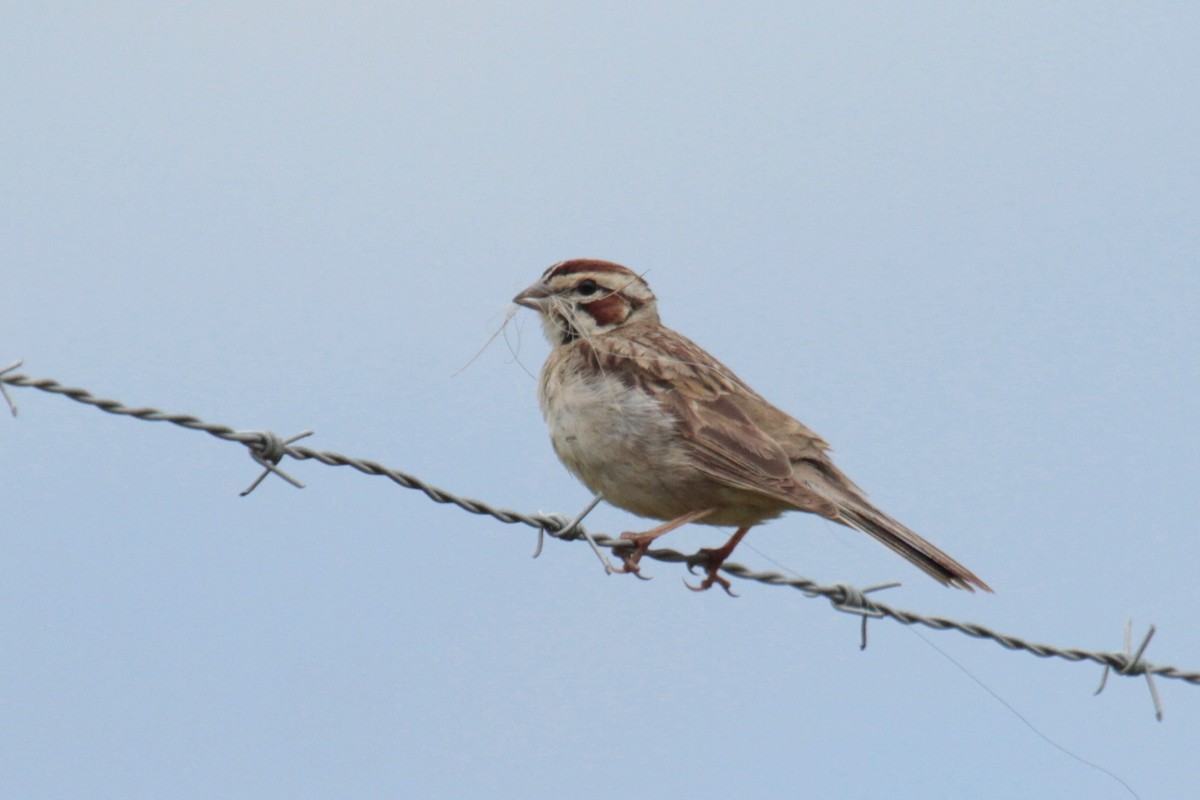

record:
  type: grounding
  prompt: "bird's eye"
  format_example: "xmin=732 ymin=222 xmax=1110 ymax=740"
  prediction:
xmin=577 ymin=279 xmax=599 ymax=296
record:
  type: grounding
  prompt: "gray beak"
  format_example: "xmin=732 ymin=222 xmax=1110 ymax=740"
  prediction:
xmin=513 ymin=282 xmax=553 ymax=310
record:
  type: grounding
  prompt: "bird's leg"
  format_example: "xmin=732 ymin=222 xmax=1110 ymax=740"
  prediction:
xmin=685 ymin=526 xmax=752 ymax=596
xmin=613 ymin=508 xmax=718 ymax=578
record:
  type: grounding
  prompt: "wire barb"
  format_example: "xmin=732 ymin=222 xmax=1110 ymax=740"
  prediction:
xmin=1094 ymin=621 xmax=1164 ymax=720
xmin=824 ymin=581 xmax=903 ymax=650
xmin=4 ymin=364 xmax=1199 ymax=711
xmin=239 ymin=429 xmax=314 ymax=496
xmin=533 ymin=495 xmax=614 ymax=572
xmin=0 ymin=359 xmax=23 ymax=416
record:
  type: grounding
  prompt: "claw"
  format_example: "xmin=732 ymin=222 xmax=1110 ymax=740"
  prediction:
xmin=606 ymin=509 xmax=720 ymax=584
xmin=681 ymin=540 xmax=743 ymax=597
xmin=684 ymin=572 xmax=738 ymax=597
xmin=611 ymin=560 xmax=653 ymax=580
xmin=610 ymin=537 xmax=654 ymax=580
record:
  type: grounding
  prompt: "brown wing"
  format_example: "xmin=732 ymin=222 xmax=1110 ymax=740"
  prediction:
xmin=588 ymin=324 xmax=839 ymax=517
xmin=584 ymin=324 xmax=992 ymax=592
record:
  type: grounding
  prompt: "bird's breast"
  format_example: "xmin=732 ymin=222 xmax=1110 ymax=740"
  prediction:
xmin=537 ymin=352 xmax=695 ymax=520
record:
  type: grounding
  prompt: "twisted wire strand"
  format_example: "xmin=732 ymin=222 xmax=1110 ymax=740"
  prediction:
xmin=5 ymin=369 xmax=1198 ymax=691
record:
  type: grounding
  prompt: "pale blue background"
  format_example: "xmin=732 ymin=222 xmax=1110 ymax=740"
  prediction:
xmin=3 ymin=4 xmax=1198 ymax=798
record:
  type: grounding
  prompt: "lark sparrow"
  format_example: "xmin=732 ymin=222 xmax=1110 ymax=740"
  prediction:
xmin=514 ymin=259 xmax=990 ymax=594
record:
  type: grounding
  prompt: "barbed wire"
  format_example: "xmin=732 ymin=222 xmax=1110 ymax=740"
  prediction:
xmin=3 ymin=362 xmax=1196 ymax=718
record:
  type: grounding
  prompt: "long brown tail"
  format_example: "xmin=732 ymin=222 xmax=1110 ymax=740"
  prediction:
xmin=837 ymin=500 xmax=992 ymax=592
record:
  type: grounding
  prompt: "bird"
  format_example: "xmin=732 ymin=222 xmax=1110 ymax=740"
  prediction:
xmin=513 ymin=259 xmax=990 ymax=595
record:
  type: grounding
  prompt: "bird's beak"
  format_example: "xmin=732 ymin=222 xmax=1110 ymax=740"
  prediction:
xmin=513 ymin=281 xmax=553 ymax=310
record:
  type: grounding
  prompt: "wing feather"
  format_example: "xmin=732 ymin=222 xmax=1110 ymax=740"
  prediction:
xmin=573 ymin=319 xmax=990 ymax=592
xmin=588 ymin=325 xmax=839 ymax=517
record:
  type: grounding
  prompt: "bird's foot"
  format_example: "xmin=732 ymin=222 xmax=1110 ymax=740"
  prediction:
xmin=683 ymin=526 xmax=751 ymax=597
xmin=611 ymin=532 xmax=655 ymax=581
xmin=685 ymin=549 xmax=738 ymax=597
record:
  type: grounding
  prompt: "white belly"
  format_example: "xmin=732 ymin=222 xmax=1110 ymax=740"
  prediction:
xmin=539 ymin=367 xmax=694 ymax=521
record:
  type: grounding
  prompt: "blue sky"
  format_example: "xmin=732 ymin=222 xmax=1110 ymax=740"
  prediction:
xmin=3 ymin=4 xmax=1198 ymax=798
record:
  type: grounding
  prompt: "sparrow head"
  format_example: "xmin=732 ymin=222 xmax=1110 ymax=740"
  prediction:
xmin=513 ymin=259 xmax=660 ymax=345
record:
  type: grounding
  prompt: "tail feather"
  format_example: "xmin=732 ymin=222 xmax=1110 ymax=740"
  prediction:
xmin=837 ymin=502 xmax=992 ymax=592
